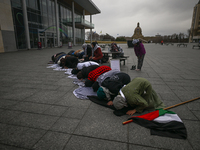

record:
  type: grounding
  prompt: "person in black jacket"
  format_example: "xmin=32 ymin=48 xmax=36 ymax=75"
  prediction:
xmin=82 ymin=43 xmax=92 ymax=61
xmin=60 ymin=55 xmax=79 ymax=69
xmin=97 ymin=72 xmax=131 ymax=105
xmin=49 ymin=52 xmax=66 ymax=64
xmin=77 ymin=65 xmax=100 ymax=80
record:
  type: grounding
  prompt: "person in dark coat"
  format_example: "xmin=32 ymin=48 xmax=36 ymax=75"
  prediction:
xmin=96 ymin=72 xmax=131 ymax=105
xmin=77 ymin=65 xmax=100 ymax=80
xmin=60 ymin=55 xmax=79 ymax=69
xmin=49 ymin=52 xmax=66 ymax=65
xmin=82 ymin=43 xmax=92 ymax=61
xmin=92 ymin=70 xmax=120 ymax=92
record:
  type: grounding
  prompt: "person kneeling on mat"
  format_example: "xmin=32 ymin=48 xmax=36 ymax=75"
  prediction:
xmin=112 ymin=77 xmax=165 ymax=115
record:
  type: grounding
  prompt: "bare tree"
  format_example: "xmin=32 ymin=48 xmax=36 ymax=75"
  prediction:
xmin=85 ymin=31 xmax=100 ymax=40
xmin=99 ymin=33 xmax=115 ymax=41
xmin=178 ymin=33 xmax=185 ymax=42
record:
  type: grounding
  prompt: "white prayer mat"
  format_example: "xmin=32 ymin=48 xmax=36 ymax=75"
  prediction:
xmin=73 ymin=86 xmax=97 ymax=99
xmin=73 ymin=79 xmax=85 ymax=86
xmin=65 ymin=69 xmax=73 ymax=75
xmin=53 ymin=67 xmax=70 ymax=71
xmin=68 ymin=74 xmax=77 ymax=79
xmin=46 ymin=64 xmax=60 ymax=68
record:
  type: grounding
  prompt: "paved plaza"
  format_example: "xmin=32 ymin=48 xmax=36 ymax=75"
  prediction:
xmin=0 ymin=43 xmax=200 ymax=150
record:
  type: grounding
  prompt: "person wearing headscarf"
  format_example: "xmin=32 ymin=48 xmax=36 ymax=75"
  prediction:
xmin=112 ymin=77 xmax=165 ymax=115
xmin=96 ymin=72 xmax=131 ymax=105
xmin=89 ymin=42 xmax=103 ymax=63
xmin=82 ymin=43 xmax=92 ymax=61
xmin=131 ymin=39 xmax=146 ymax=71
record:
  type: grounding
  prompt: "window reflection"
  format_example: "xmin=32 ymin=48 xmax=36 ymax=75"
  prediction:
xmin=10 ymin=0 xmax=87 ymax=49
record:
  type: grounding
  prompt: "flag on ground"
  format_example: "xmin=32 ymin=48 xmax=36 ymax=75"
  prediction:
xmin=126 ymin=109 xmax=187 ymax=139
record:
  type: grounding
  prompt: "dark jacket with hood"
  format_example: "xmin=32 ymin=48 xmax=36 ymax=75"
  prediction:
xmin=81 ymin=65 xmax=100 ymax=79
xmin=101 ymin=72 xmax=131 ymax=97
xmin=65 ymin=56 xmax=79 ymax=68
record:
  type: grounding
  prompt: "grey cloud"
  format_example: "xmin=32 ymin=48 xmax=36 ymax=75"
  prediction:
xmin=90 ymin=0 xmax=198 ymax=37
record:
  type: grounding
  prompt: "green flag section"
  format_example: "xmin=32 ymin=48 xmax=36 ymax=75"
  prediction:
xmin=127 ymin=109 xmax=187 ymax=139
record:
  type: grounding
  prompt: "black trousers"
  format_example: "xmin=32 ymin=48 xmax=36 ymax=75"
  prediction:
xmin=137 ymin=54 xmax=145 ymax=70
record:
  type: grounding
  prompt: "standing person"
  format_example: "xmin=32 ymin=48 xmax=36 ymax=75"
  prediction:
xmin=132 ymin=39 xmax=146 ymax=71
xmin=89 ymin=42 xmax=103 ymax=63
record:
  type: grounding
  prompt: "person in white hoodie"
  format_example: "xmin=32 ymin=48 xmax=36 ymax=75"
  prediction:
xmin=71 ymin=61 xmax=99 ymax=74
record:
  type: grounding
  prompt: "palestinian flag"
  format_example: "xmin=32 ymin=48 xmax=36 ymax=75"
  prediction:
xmin=124 ymin=109 xmax=187 ymax=139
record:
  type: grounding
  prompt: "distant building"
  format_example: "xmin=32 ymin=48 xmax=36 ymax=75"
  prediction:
xmin=155 ymin=34 xmax=162 ymax=37
xmin=189 ymin=0 xmax=200 ymax=42
xmin=132 ymin=22 xmax=144 ymax=39
xmin=0 ymin=0 xmax=100 ymax=53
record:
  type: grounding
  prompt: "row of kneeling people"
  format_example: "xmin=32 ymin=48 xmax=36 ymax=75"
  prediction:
xmin=50 ymin=42 xmax=104 ymax=69
xmin=50 ymin=42 xmax=125 ymax=69
xmin=49 ymin=46 xmax=164 ymax=116
xmin=72 ymin=65 xmax=165 ymax=116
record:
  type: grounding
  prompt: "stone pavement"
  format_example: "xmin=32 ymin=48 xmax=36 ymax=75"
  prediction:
xmin=0 ymin=43 xmax=200 ymax=150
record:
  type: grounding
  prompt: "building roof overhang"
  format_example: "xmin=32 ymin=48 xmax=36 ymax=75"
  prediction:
xmin=59 ymin=0 xmax=101 ymax=15
xmin=74 ymin=0 xmax=101 ymax=15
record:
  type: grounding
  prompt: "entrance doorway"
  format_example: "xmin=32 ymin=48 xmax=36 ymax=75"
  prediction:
xmin=38 ymin=29 xmax=57 ymax=48
xmin=47 ymin=38 xmax=54 ymax=48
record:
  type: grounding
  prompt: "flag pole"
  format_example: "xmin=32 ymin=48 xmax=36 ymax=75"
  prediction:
xmin=123 ymin=96 xmax=200 ymax=125
xmin=163 ymin=96 xmax=200 ymax=110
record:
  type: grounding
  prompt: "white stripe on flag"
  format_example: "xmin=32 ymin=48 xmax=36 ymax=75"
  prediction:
xmin=153 ymin=113 xmax=182 ymax=123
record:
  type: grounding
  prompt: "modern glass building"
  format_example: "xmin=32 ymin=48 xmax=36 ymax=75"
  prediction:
xmin=0 ymin=0 xmax=100 ymax=52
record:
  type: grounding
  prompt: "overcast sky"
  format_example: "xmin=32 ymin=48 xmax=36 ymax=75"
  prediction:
xmin=86 ymin=0 xmax=198 ymax=38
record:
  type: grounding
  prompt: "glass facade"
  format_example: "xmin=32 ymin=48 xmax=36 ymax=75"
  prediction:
xmin=10 ymin=0 xmax=87 ymax=49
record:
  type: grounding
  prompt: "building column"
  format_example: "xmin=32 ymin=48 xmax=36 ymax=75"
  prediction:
xmin=72 ymin=2 xmax=76 ymax=45
xmin=83 ymin=9 xmax=85 ymax=43
xmin=90 ymin=15 xmax=92 ymax=43
xmin=53 ymin=33 xmax=55 ymax=46
xmin=54 ymin=0 xmax=60 ymax=47
xmin=21 ymin=0 xmax=30 ymax=49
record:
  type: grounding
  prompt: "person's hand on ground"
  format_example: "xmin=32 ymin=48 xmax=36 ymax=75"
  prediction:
xmin=126 ymin=109 xmax=136 ymax=115
xmin=107 ymin=101 xmax=113 ymax=106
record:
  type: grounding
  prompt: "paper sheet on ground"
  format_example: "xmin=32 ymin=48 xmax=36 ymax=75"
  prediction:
xmin=73 ymin=87 xmax=97 ymax=99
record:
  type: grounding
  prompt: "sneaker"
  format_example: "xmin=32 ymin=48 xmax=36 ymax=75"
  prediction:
xmin=135 ymin=69 xmax=141 ymax=71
